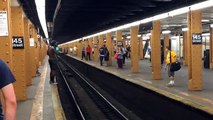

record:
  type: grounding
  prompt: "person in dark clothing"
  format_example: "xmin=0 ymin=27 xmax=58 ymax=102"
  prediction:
xmin=86 ymin=45 xmax=91 ymax=60
xmin=81 ymin=45 xmax=86 ymax=60
xmin=47 ymin=40 xmax=58 ymax=84
xmin=0 ymin=60 xmax=17 ymax=120
xmin=99 ymin=45 xmax=107 ymax=66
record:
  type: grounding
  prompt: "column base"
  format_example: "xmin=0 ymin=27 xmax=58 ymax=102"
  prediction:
xmin=188 ymin=79 xmax=203 ymax=91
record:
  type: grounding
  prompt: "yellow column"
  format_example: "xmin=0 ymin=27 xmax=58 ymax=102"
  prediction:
xmin=151 ymin=20 xmax=162 ymax=80
xmin=183 ymin=31 xmax=188 ymax=65
xmin=188 ymin=10 xmax=203 ymax=90
xmin=99 ymin=35 xmax=104 ymax=48
xmin=138 ymin=37 xmax=144 ymax=60
xmin=78 ymin=40 xmax=83 ymax=58
xmin=11 ymin=7 xmax=27 ymax=100
xmin=29 ymin=24 xmax=36 ymax=77
xmin=106 ymin=33 xmax=112 ymax=66
xmin=164 ymin=34 xmax=169 ymax=60
xmin=0 ymin=0 xmax=13 ymax=68
xmin=88 ymin=38 xmax=93 ymax=60
xmin=24 ymin=18 xmax=32 ymax=86
xmin=93 ymin=36 xmax=99 ymax=62
xmin=116 ymin=30 xmax=122 ymax=47
xmin=210 ymin=27 xmax=213 ymax=69
xmin=130 ymin=26 xmax=139 ymax=73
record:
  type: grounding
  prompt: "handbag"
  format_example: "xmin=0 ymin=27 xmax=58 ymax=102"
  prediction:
xmin=114 ymin=53 xmax=118 ymax=59
xmin=170 ymin=51 xmax=181 ymax=72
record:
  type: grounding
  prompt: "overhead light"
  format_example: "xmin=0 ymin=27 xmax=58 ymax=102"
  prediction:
xmin=202 ymin=19 xmax=210 ymax=22
xmin=35 ymin=0 xmax=49 ymax=38
xmin=152 ymin=13 xmax=169 ymax=21
xmin=140 ymin=17 xmax=152 ymax=24
xmin=211 ymin=24 xmax=213 ymax=28
xmin=190 ymin=1 xmax=213 ymax=11
xmin=182 ymin=28 xmax=188 ymax=32
xmin=162 ymin=30 xmax=171 ymax=34
xmin=169 ymin=7 xmax=189 ymax=17
xmin=202 ymin=33 xmax=210 ymax=36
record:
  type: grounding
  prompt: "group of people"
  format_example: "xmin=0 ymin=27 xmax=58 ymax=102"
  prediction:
xmin=114 ymin=45 xmax=129 ymax=69
xmin=81 ymin=45 xmax=92 ymax=61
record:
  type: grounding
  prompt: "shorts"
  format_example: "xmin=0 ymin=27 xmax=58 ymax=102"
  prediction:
xmin=168 ymin=64 xmax=174 ymax=77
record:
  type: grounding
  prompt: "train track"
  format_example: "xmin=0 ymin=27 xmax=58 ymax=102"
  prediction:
xmin=57 ymin=57 xmax=129 ymax=120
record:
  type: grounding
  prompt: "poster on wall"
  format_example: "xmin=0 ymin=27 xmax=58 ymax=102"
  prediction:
xmin=30 ymin=38 xmax=35 ymax=46
xmin=0 ymin=11 xmax=9 ymax=36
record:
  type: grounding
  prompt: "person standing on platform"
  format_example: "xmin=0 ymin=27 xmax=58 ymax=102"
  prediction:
xmin=0 ymin=59 xmax=17 ymax=120
xmin=99 ymin=45 xmax=107 ymax=66
xmin=86 ymin=45 xmax=91 ymax=61
xmin=81 ymin=45 xmax=86 ymax=60
xmin=47 ymin=40 xmax=58 ymax=84
xmin=117 ymin=47 xmax=123 ymax=69
xmin=165 ymin=46 xmax=177 ymax=87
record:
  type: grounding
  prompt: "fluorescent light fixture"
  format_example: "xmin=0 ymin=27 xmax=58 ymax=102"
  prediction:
xmin=162 ymin=30 xmax=171 ymax=34
xmin=202 ymin=33 xmax=210 ymax=36
xmin=153 ymin=13 xmax=169 ymax=21
xmin=140 ymin=17 xmax=152 ymax=24
xmin=182 ymin=28 xmax=188 ymax=31
xmin=169 ymin=7 xmax=189 ymax=17
xmin=190 ymin=1 xmax=213 ymax=11
xmin=202 ymin=19 xmax=210 ymax=22
xmin=211 ymin=24 xmax=213 ymax=28
xmin=35 ymin=0 xmax=49 ymax=38
xmin=59 ymin=0 xmax=213 ymax=46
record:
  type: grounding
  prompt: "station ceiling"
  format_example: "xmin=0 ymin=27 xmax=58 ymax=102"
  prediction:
xmin=21 ymin=0 xmax=206 ymax=43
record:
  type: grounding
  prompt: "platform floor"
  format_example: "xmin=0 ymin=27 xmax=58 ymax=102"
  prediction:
xmin=17 ymin=57 xmax=65 ymax=120
xmin=69 ymin=55 xmax=213 ymax=115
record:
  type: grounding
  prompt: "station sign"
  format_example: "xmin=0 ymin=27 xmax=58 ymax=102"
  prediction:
xmin=12 ymin=36 xmax=24 ymax=49
xmin=192 ymin=33 xmax=202 ymax=45
xmin=117 ymin=41 xmax=123 ymax=47
xmin=94 ymin=44 xmax=98 ymax=48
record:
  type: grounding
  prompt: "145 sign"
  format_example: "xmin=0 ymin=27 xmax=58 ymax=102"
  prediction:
xmin=12 ymin=36 xmax=24 ymax=49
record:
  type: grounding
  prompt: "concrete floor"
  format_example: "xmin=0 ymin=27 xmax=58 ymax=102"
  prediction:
xmin=69 ymin=55 xmax=213 ymax=115
xmin=17 ymin=57 xmax=56 ymax=120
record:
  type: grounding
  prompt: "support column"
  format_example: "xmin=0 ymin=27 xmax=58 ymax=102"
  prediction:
xmin=78 ymin=40 xmax=83 ymax=58
xmin=188 ymin=10 xmax=203 ymax=90
xmin=164 ymin=34 xmax=169 ymax=60
xmin=29 ymin=24 xmax=36 ymax=77
xmin=106 ymin=32 xmax=112 ymax=66
xmin=116 ymin=30 xmax=122 ymax=47
xmin=210 ymin=26 xmax=213 ymax=69
xmin=99 ymin=35 xmax=104 ymax=48
xmin=151 ymin=20 xmax=162 ymax=80
xmin=88 ymin=38 xmax=93 ymax=60
xmin=130 ymin=26 xmax=139 ymax=73
xmin=183 ymin=31 xmax=188 ymax=65
xmin=0 ymin=0 xmax=13 ymax=68
xmin=11 ymin=7 xmax=27 ymax=100
xmin=24 ymin=18 xmax=32 ymax=85
xmin=138 ymin=37 xmax=144 ymax=60
xmin=93 ymin=36 xmax=99 ymax=62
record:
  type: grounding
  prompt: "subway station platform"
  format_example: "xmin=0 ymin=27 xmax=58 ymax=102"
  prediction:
xmin=67 ymin=55 xmax=213 ymax=115
xmin=16 ymin=57 xmax=65 ymax=120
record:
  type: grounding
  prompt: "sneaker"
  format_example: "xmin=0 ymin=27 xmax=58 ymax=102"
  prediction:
xmin=166 ymin=82 xmax=174 ymax=87
xmin=53 ymin=82 xmax=58 ymax=85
